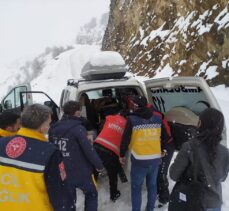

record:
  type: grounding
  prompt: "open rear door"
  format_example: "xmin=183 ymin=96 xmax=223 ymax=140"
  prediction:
xmin=0 ymin=84 xmax=59 ymax=124
xmin=144 ymin=76 xmax=227 ymax=147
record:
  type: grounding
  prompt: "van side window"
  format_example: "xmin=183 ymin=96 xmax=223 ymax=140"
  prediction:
xmin=3 ymin=86 xmax=28 ymax=110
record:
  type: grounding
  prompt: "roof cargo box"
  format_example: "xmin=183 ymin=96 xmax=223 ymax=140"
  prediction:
xmin=81 ymin=51 xmax=128 ymax=80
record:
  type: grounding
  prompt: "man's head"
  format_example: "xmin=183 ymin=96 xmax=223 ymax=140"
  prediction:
xmin=0 ymin=111 xmax=21 ymax=132
xmin=128 ymin=96 xmax=147 ymax=111
xmin=63 ymin=101 xmax=81 ymax=117
xmin=21 ymin=104 xmax=52 ymax=134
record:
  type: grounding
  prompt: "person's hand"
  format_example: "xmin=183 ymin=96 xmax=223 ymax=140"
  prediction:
xmin=96 ymin=168 xmax=107 ymax=177
xmin=161 ymin=149 xmax=167 ymax=157
xmin=87 ymin=134 xmax=94 ymax=144
xmin=119 ymin=157 xmax=126 ymax=166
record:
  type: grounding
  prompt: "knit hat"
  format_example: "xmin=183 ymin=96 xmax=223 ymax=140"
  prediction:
xmin=131 ymin=96 xmax=147 ymax=108
xmin=198 ymin=108 xmax=224 ymax=136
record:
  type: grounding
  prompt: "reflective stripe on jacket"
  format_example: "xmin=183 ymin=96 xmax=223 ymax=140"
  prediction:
xmin=95 ymin=114 xmax=126 ymax=156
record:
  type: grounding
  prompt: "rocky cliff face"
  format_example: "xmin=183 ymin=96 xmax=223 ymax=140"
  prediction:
xmin=102 ymin=0 xmax=229 ymax=86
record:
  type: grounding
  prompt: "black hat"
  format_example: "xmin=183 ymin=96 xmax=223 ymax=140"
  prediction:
xmin=131 ymin=96 xmax=147 ymax=108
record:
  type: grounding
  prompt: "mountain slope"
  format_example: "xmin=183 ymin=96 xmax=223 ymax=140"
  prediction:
xmin=102 ymin=0 xmax=229 ymax=86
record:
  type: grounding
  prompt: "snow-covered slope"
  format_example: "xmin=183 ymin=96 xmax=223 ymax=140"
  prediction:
xmin=31 ymin=45 xmax=101 ymax=103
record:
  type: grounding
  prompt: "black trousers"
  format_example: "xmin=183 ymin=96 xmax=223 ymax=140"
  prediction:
xmin=157 ymin=143 xmax=175 ymax=203
xmin=94 ymin=144 xmax=127 ymax=199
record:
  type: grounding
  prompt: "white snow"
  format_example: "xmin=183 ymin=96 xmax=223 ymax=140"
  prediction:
xmin=191 ymin=10 xmax=213 ymax=36
xmin=196 ymin=60 xmax=212 ymax=76
xmin=139 ymin=27 xmax=145 ymax=40
xmin=90 ymin=51 xmax=126 ymax=67
xmin=222 ymin=59 xmax=229 ymax=69
xmin=31 ymin=45 xmax=101 ymax=104
xmin=140 ymin=23 xmax=170 ymax=46
xmin=153 ymin=64 xmax=174 ymax=79
xmin=205 ymin=65 xmax=219 ymax=80
xmin=179 ymin=60 xmax=187 ymax=66
xmin=176 ymin=11 xmax=197 ymax=40
xmin=214 ymin=6 xmax=229 ymax=30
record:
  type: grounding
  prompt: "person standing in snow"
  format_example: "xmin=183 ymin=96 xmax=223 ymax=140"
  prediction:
xmin=48 ymin=101 xmax=104 ymax=211
xmin=169 ymin=108 xmax=229 ymax=211
xmin=94 ymin=110 xmax=128 ymax=202
xmin=119 ymin=96 xmax=167 ymax=211
xmin=146 ymin=104 xmax=174 ymax=207
xmin=0 ymin=104 xmax=75 ymax=211
xmin=0 ymin=111 xmax=21 ymax=137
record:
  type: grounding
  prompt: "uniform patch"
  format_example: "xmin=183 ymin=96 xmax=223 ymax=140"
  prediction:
xmin=6 ymin=137 xmax=27 ymax=158
xmin=59 ymin=161 xmax=67 ymax=181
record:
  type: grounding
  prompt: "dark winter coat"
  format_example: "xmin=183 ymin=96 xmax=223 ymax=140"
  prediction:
xmin=84 ymin=102 xmax=99 ymax=131
xmin=48 ymin=115 xmax=103 ymax=185
xmin=170 ymin=139 xmax=229 ymax=208
xmin=120 ymin=107 xmax=168 ymax=167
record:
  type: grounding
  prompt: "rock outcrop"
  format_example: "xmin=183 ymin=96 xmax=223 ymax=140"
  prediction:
xmin=102 ymin=0 xmax=229 ymax=86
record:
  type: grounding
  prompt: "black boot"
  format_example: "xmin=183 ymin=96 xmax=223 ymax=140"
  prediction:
xmin=110 ymin=190 xmax=121 ymax=202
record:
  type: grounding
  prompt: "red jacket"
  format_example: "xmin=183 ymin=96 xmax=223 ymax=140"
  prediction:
xmin=95 ymin=114 xmax=127 ymax=156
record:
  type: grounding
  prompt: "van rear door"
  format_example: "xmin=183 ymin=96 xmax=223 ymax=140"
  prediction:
xmin=144 ymin=76 xmax=227 ymax=146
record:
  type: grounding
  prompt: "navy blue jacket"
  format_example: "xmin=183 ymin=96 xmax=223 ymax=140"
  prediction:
xmin=48 ymin=115 xmax=103 ymax=185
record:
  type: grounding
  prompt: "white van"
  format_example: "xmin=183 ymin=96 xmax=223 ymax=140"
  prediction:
xmin=0 ymin=51 xmax=227 ymax=147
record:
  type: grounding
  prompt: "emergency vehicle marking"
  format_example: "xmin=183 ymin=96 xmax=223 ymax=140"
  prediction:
xmin=151 ymin=86 xmax=202 ymax=93
xmin=6 ymin=137 xmax=27 ymax=158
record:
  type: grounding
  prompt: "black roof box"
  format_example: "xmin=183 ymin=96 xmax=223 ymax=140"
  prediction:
xmin=81 ymin=51 xmax=128 ymax=80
